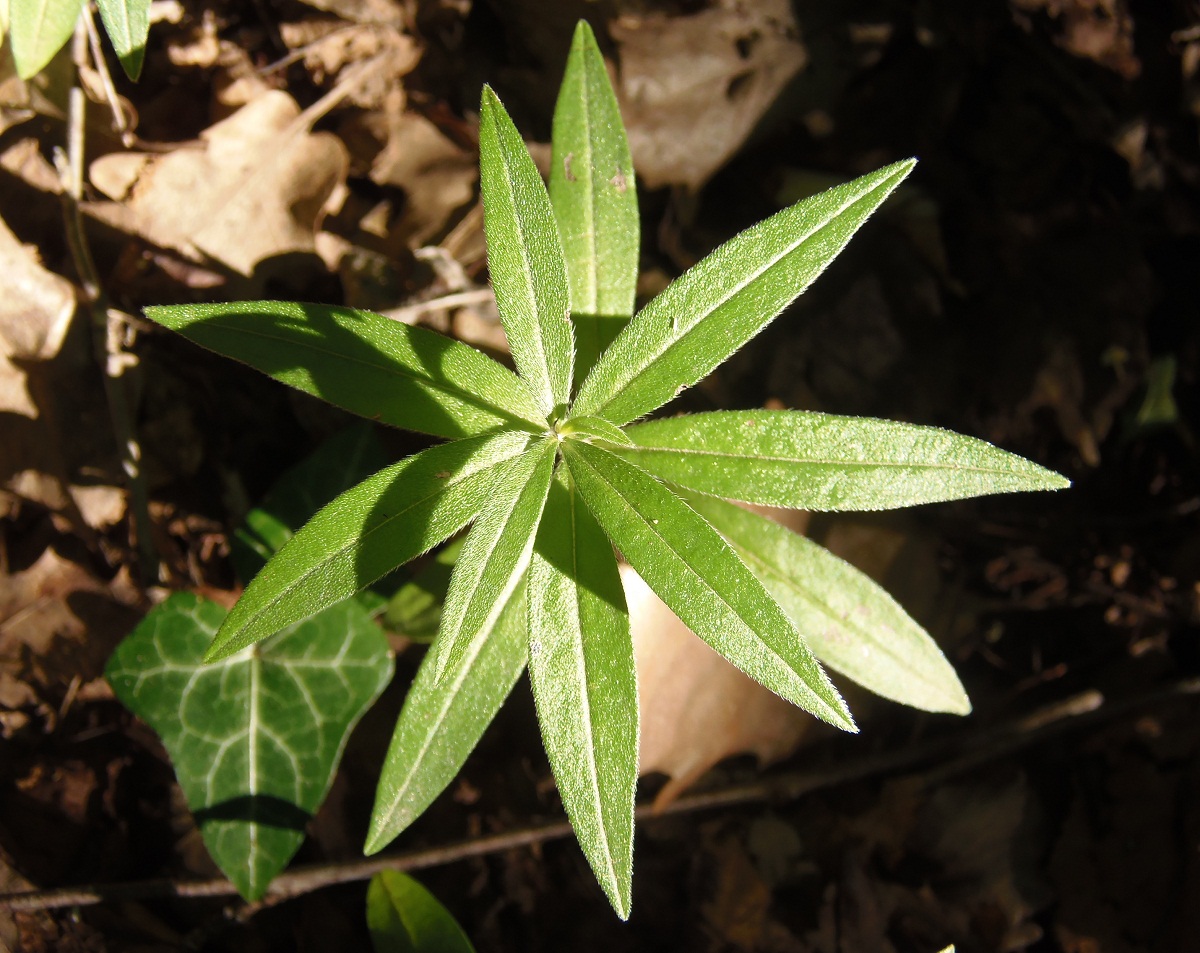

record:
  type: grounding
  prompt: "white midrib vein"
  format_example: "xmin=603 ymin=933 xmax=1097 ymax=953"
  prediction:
xmin=247 ymin=649 xmax=262 ymax=858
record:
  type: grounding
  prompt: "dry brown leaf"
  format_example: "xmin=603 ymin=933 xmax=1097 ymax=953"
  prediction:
xmin=612 ymin=0 xmax=807 ymax=190
xmin=1011 ymin=0 xmax=1140 ymax=79
xmin=88 ymin=90 xmax=349 ymax=282
xmin=625 ymin=563 xmax=813 ymax=809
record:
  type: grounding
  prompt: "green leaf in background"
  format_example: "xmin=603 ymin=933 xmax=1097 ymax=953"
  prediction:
xmin=96 ymin=0 xmax=149 ymax=79
xmin=550 ymin=19 xmax=639 ymax=382
xmin=433 ymin=439 xmax=556 ymax=677
xmin=623 ymin=410 xmax=1070 ymax=511
xmin=562 ymin=439 xmax=855 ymax=731
xmin=385 ymin=538 xmax=464 ymax=642
xmin=106 ymin=592 xmax=393 ymax=901
xmin=685 ymin=494 xmax=970 ymax=714
xmin=144 ymin=302 xmax=546 ymax=439
xmin=570 ymin=160 xmax=916 ymax=426
xmin=367 ymin=870 xmax=476 ymax=953
xmin=366 ymin=585 xmax=528 ymax=854
xmin=479 ymin=86 xmax=574 ymax=419
xmin=558 ymin=415 xmax=632 ymax=446
xmin=8 ymin=0 xmax=84 ymax=79
xmin=529 ymin=470 xmax=637 ymax=918
xmin=210 ymin=431 xmax=533 ymax=662
xmin=232 ymin=422 xmax=389 ymax=582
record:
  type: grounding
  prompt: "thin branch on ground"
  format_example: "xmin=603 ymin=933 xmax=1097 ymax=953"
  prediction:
xmin=1 ymin=676 xmax=1195 ymax=916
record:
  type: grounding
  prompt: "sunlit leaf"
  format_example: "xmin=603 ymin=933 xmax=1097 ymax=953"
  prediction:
xmin=144 ymin=301 xmax=545 ymax=439
xmin=96 ymin=0 xmax=149 ymax=79
xmin=562 ymin=439 xmax=855 ymax=731
xmin=209 ymin=432 xmax=533 ymax=661
xmin=9 ymin=0 xmax=84 ymax=79
xmin=480 ymin=87 xmax=574 ymax=418
xmin=571 ymin=161 xmax=915 ymax=426
xmin=529 ymin=469 xmax=636 ymax=917
xmin=107 ymin=593 xmax=393 ymax=900
xmin=550 ymin=19 xmax=639 ymax=381
xmin=685 ymin=494 xmax=970 ymax=714
xmin=366 ymin=585 xmax=528 ymax=853
xmin=623 ymin=410 xmax=1070 ymax=510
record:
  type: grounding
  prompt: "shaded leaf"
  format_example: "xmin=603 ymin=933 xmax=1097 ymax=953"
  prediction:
xmin=622 ymin=410 xmax=1069 ymax=511
xmin=366 ymin=585 xmax=528 ymax=853
xmin=570 ymin=161 xmax=915 ymax=426
xmin=96 ymin=0 xmax=149 ymax=80
xmin=550 ymin=20 xmax=639 ymax=381
xmin=529 ymin=469 xmax=636 ymax=917
xmin=433 ymin=439 xmax=555 ymax=677
xmin=685 ymin=495 xmax=970 ymax=714
xmin=367 ymin=870 xmax=476 ymax=953
xmin=106 ymin=593 xmax=393 ymax=900
xmin=210 ymin=432 xmax=533 ymax=661
xmin=480 ymin=86 xmax=573 ymax=418
xmin=144 ymin=301 xmax=545 ymax=440
xmin=9 ymin=0 xmax=84 ymax=79
xmin=561 ymin=439 xmax=854 ymax=731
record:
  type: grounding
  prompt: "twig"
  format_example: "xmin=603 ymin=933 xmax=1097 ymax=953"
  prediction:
xmin=382 ymin=288 xmax=497 ymax=325
xmin=1 ymin=676 xmax=1195 ymax=915
xmin=57 ymin=14 xmax=159 ymax=584
xmin=82 ymin=3 xmax=133 ymax=146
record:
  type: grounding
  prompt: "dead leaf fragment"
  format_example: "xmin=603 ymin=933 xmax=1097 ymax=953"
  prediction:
xmin=89 ymin=90 xmax=349 ymax=280
xmin=1011 ymin=0 xmax=1140 ymax=79
xmin=612 ymin=0 xmax=807 ymax=190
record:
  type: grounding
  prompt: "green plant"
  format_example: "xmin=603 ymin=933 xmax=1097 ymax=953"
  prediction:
xmin=6 ymin=0 xmax=151 ymax=80
xmin=138 ymin=20 xmax=1067 ymax=918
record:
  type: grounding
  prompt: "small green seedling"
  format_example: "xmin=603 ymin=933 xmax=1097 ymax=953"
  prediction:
xmin=140 ymin=21 xmax=1067 ymax=917
xmin=6 ymin=0 xmax=151 ymax=80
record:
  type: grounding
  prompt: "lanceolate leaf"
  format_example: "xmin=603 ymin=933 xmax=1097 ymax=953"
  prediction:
xmin=550 ymin=19 xmax=639 ymax=382
xmin=480 ymin=87 xmax=574 ymax=418
xmin=623 ymin=410 xmax=1070 ymax=510
xmin=366 ymin=585 xmax=528 ymax=854
xmin=562 ymin=440 xmax=855 ymax=731
xmin=685 ymin=494 xmax=971 ymax=714
xmin=9 ymin=0 xmax=84 ymax=79
xmin=571 ymin=161 xmax=916 ymax=426
xmin=107 ymin=593 xmax=393 ymax=901
xmin=367 ymin=870 xmax=477 ymax=953
xmin=96 ymin=0 xmax=150 ymax=79
xmin=144 ymin=302 xmax=545 ymax=439
xmin=529 ymin=469 xmax=637 ymax=918
xmin=433 ymin=439 xmax=556 ymax=678
xmin=209 ymin=432 xmax=533 ymax=662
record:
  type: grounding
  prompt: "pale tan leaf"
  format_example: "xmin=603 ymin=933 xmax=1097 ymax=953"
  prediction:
xmin=88 ymin=90 xmax=349 ymax=280
xmin=612 ymin=0 xmax=807 ymax=190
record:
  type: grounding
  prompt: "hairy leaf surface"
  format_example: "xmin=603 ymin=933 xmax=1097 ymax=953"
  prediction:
xmin=571 ymin=161 xmax=915 ymax=425
xmin=623 ymin=410 xmax=1070 ymax=510
xmin=209 ymin=432 xmax=533 ymax=661
xmin=530 ymin=469 xmax=637 ymax=917
xmin=480 ymin=87 xmax=574 ymax=417
xmin=145 ymin=301 xmax=545 ymax=439
xmin=562 ymin=440 xmax=854 ymax=730
xmin=550 ymin=20 xmax=639 ymax=381
xmin=686 ymin=495 xmax=970 ymax=713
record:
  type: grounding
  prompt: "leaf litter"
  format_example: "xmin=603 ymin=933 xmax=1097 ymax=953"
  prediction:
xmin=1 ymin=0 xmax=1199 ymax=950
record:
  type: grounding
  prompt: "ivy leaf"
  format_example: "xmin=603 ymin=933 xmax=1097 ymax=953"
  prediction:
xmin=367 ymin=870 xmax=476 ymax=953
xmin=480 ymin=87 xmax=574 ymax=418
xmin=433 ymin=439 xmax=556 ymax=678
xmin=106 ymin=593 xmax=393 ymax=901
xmin=144 ymin=302 xmax=545 ymax=439
xmin=529 ymin=469 xmax=637 ymax=918
xmin=9 ymin=0 xmax=84 ymax=79
xmin=209 ymin=432 xmax=533 ymax=662
xmin=366 ymin=585 xmax=528 ymax=854
xmin=561 ymin=439 xmax=855 ymax=731
xmin=96 ymin=0 xmax=150 ymax=79
xmin=685 ymin=494 xmax=970 ymax=714
xmin=571 ymin=160 xmax=915 ymax=426
xmin=623 ymin=410 xmax=1070 ymax=510
xmin=550 ymin=19 xmax=639 ymax=381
